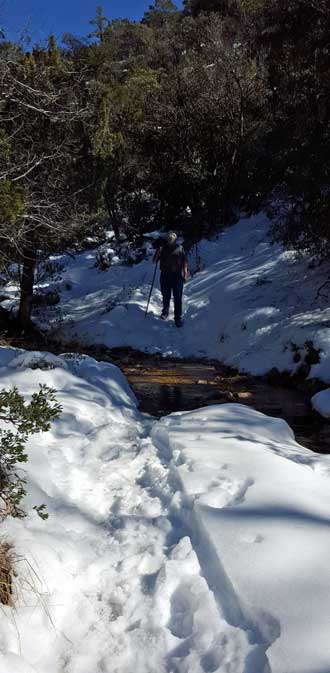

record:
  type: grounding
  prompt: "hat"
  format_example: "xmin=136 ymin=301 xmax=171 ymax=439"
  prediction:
xmin=165 ymin=231 xmax=177 ymax=246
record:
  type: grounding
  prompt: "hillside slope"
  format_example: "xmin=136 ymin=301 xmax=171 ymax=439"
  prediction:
xmin=2 ymin=213 xmax=330 ymax=381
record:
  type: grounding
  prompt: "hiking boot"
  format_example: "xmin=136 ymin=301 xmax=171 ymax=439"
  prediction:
xmin=175 ymin=318 xmax=183 ymax=328
xmin=161 ymin=311 xmax=169 ymax=320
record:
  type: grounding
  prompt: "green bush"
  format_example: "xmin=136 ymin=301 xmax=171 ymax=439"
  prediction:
xmin=0 ymin=385 xmax=62 ymax=520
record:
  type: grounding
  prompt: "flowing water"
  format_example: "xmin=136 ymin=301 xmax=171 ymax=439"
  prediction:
xmin=108 ymin=348 xmax=330 ymax=455
xmin=1 ymin=324 xmax=329 ymax=454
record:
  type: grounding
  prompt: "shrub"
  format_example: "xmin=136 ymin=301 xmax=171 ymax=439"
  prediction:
xmin=0 ymin=385 xmax=61 ymax=520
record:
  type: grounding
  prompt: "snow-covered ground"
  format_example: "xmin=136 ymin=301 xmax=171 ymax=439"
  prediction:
xmin=1 ymin=348 xmax=330 ymax=673
xmin=3 ymin=213 xmax=330 ymax=384
xmin=1 ymin=215 xmax=330 ymax=670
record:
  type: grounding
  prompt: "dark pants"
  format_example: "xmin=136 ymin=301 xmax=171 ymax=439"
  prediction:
xmin=160 ymin=272 xmax=184 ymax=321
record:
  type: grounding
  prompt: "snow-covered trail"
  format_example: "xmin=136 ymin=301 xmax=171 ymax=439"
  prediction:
xmin=91 ymin=430 xmax=265 ymax=673
xmin=1 ymin=349 xmax=330 ymax=673
xmin=0 ymin=349 xmax=264 ymax=673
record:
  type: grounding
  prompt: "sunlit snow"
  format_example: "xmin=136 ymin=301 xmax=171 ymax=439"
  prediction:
xmin=0 ymin=350 xmax=329 ymax=672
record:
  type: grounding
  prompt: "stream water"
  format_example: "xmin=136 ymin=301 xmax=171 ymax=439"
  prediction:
xmin=106 ymin=348 xmax=330 ymax=455
xmin=1 ymin=324 xmax=329 ymax=454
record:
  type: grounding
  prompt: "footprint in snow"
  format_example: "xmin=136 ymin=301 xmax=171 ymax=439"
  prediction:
xmin=169 ymin=582 xmax=194 ymax=639
xmin=198 ymin=477 xmax=254 ymax=509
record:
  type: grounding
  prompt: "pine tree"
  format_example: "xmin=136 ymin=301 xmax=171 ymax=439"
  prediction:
xmin=0 ymin=41 xmax=94 ymax=327
xmin=89 ymin=6 xmax=109 ymax=42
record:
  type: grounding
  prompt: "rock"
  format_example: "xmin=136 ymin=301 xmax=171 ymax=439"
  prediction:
xmin=33 ymin=290 xmax=60 ymax=307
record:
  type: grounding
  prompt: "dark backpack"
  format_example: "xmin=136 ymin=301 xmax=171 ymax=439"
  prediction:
xmin=160 ymin=244 xmax=184 ymax=274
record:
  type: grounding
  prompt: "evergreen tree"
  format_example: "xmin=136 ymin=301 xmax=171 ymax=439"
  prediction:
xmin=88 ymin=5 xmax=109 ymax=42
xmin=0 ymin=39 xmax=95 ymax=327
xmin=143 ymin=0 xmax=180 ymax=26
xmin=183 ymin=0 xmax=234 ymax=17
xmin=254 ymin=0 xmax=330 ymax=257
xmin=0 ymin=0 xmax=329 ymax=311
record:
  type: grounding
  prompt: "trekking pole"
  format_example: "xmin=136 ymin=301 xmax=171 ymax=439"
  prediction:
xmin=145 ymin=260 xmax=159 ymax=318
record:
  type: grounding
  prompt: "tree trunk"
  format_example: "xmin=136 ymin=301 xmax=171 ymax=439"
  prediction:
xmin=104 ymin=190 xmax=120 ymax=240
xmin=190 ymin=203 xmax=204 ymax=237
xmin=18 ymin=248 xmax=36 ymax=330
xmin=206 ymin=191 xmax=222 ymax=230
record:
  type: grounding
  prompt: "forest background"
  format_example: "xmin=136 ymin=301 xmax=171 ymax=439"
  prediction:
xmin=0 ymin=0 xmax=329 ymax=326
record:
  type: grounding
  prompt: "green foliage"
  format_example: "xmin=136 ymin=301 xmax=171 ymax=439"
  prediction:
xmin=0 ymin=385 xmax=62 ymax=520
xmin=89 ymin=5 xmax=110 ymax=42
xmin=0 ymin=37 xmax=98 ymax=325
xmin=91 ymin=93 xmax=116 ymax=159
xmin=0 ymin=181 xmax=26 ymax=226
xmin=252 ymin=0 xmax=330 ymax=257
xmin=47 ymin=35 xmax=62 ymax=66
xmin=33 ymin=504 xmax=49 ymax=520
xmin=143 ymin=0 xmax=180 ymax=26
xmin=0 ymin=0 xmax=329 ymax=289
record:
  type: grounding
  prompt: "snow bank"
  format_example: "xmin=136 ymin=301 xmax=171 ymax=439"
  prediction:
xmin=311 ymin=388 xmax=330 ymax=418
xmin=0 ymin=346 xmax=21 ymax=368
xmin=0 ymin=350 xmax=147 ymax=673
xmin=9 ymin=350 xmax=69 ymax=370
xmin=152 ymin=404 xmax=330 ymax=673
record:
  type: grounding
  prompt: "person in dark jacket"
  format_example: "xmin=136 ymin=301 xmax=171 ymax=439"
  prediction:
xmin=153 ymin=232 xmax=188 ymax=327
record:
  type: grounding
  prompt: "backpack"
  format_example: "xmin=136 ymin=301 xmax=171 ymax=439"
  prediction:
xmin=160 ymin=244 xmax=184 ymax=274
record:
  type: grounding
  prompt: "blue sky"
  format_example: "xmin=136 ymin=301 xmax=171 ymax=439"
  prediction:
xmin=1 ymin=0 xmax=181 ymax=45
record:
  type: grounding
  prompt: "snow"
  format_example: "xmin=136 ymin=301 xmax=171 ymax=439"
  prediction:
xmin=0 ymin=346 xmax=21 ymax=368
xmin=3 ymin=212 xmax=330 ymax=384
xmin=311 ymin=388 xmax=330 ymax=418
xmin=0 ymin=350 xmax=330 ymax=672
xmin=153 ymin=404 xmax=330 ymax=673
xmin=0 ymin=349 xmax=255 ymax=673
xmin=8 ymin=350 xmax=69 ymax=371
xmin=1 ymin=213 xmax=330 ymax=671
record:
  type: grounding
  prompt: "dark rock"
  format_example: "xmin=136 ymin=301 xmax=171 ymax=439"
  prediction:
xmin=33 ymin=290 xmax=60 ymax=307
xmin=294 ymin=362 xmax=311 ymax=381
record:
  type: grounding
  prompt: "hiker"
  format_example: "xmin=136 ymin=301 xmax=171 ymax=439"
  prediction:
xmin=153 ymin=232 xmax=188 ymax=327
